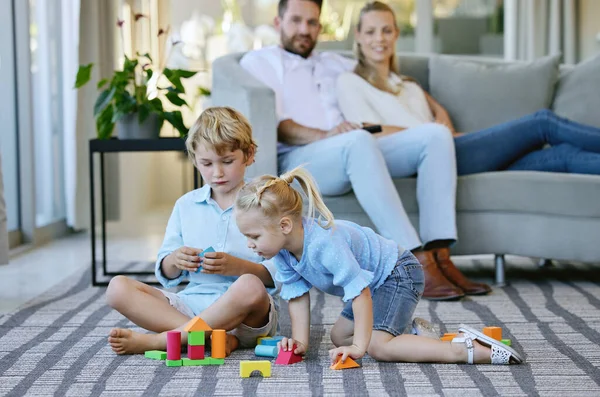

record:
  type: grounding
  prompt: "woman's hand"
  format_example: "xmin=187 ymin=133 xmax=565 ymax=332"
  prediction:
xmin=277 ymin=337 xmax=308 ymax=356
xmin=329 ymin=344 xmax=366 ymax=364
xmin=200 ymin=252 xmax=244 ymax=276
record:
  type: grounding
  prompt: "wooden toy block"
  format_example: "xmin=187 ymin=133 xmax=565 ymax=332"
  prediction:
xmin=183 ymin=316 xmax=212 ymax=332
xmin=144 ymin=350 xmax=167 ymax=360
xmin=166 ymin=359 xmax=183 ymax=367
xmin=240 ymin=360 xmax=271 ymax=378
xmin=195 ymin=246 xmax=215 ymax=272
xmin=167 ymin=330 xmax=181 ymax=361
xmin=330 ymin=356 xmax=360 ymax=370
xmin=182 ymin=358 xmax=212 ymax=366
xmin=208 ymin=357 xmax=225 ymax=365
xmin=501 ymin=339 xmax=512 ymax=346
xmin=441 ymin=333 xmax=458 ymax=341
xmin=188 ymin=330 xmax=205 ymax=346
xmin=255 ymin=344 xmax=278 ymax=358
xmin=211 ymin=329 xmax=226 ymax=359
xmin=275 ymin=345 xmax=303 ymax=365
xmin=188 ymin=344 xmax=205 ymax=360
xmin=483 ymin=326 xmax=502 ymax=341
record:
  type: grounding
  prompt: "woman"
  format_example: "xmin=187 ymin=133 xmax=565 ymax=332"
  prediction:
xmin=337 ymin=1 xmax=600 ymax=177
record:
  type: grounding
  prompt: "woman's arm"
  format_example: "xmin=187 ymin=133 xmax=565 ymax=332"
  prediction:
xmin=424 ymin=91 xmax=459 ymax=135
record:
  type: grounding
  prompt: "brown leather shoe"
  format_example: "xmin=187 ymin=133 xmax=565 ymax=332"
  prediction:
xmin=413 ymin=250 xmax=464 ymax=301
xmin=434 ymin=248 xmax=492 ymax=295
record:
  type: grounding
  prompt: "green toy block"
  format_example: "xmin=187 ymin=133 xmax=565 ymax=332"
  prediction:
xmin=182 ymin=358 xmax=212 ymax=366
xmin=188 ymin=330 xmax=205 ymax=346
xmin=501 ymin=339 xmax=512 ymax=346
xmin=166 ymin=359 xmax=183 ymax=367
xmin=208 ymin=357 xmax=225 ymax=365
xmin=145 ymin=350 xmax=167 ymax=360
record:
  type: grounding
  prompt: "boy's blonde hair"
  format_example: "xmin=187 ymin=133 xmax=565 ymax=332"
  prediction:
xmin=235 ymin=166 xmax=334 ymax=229
xmin=185 ymin=106 xmax=257 ymax=163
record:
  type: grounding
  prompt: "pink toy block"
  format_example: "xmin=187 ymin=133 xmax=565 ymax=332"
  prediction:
xmin=167 ymin=330 xmax=181 ymax=361
xmin=275 ymin=344 xmax=303 ymax=365
xmin=188 ymin=344 xmax=205 ymax=360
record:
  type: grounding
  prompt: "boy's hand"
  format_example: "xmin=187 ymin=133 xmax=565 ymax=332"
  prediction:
xmin=169 ymin=246 xmax=202 ymax=272
xmin=328 ymin=344 xmax=365 ymax=364
xmin=277 ymin=337 xmax=307 ymax=356
xmin=200 ymin=252 xmax=243 ymax=276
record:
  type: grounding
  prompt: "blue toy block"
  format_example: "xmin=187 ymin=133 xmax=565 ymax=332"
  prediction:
xmin=196 ymin=246 xmax=215 ymax=272
xmin=255 ymin=344 xmax=278 ymax=358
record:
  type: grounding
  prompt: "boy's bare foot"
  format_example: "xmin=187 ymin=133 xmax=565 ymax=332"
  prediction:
xmin=108 ymin=328 xmax=165 ymax=355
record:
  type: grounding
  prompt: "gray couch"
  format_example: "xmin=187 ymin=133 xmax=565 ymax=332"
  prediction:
xmin=0 ymin=151 xmax=9 ymax=265
xmin=211 ymin=51 xmax=600 ymax=284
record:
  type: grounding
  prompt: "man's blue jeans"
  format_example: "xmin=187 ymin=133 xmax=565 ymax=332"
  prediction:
xmin=455 ymin=109 xmax=600 ymax=175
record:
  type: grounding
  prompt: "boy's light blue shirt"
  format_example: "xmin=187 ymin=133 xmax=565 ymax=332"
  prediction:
xmin=273 ymin=218 xmax=400 ymax=302
xmin=155 ymin=184 xmax=278 ymax=315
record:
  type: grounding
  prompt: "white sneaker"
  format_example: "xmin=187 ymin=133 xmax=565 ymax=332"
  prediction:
xmin=411 ymin=318 xmax=440 ymax=339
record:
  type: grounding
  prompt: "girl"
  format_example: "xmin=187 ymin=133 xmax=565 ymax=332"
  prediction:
xmin=337 ymin=1 xmax=600 ymax=176
xmin=234 ymin=166 xmax=524 ymax=365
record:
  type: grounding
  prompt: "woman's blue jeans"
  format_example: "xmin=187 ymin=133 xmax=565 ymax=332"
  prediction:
xmin=455 ymin=109 xmax=600 ymax=175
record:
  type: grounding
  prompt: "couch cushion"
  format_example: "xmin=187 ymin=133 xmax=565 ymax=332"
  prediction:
xmin=325 ymin=172 xmax=600 ymax=219
xmin=552 ymin=53 xmax=600 ymax=128
xmin=429 ymin=54 xmax=560 ymax=132
xmin=397 ymin=54 xmax=431 ymax=92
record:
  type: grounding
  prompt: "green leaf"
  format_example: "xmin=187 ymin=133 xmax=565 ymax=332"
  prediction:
xmin=163 ymin=69 xmax=185 ymax=93
xmin=94 ymin=87 xmax=116 ymax=116
xmin=95 ymin=104 xmax=115 ymax=139
xmin=138 ymin=103 xmax=151 ymax=124
xmin=166 ymin=91 xmax=187 ymax=107
xmin=145 ymin=68 xmax=153 ymax=81
xmin=163 ymin=110 xmax=188 ymax=137
xmin=123 ymin=56 xmax=138 ymax=73
xmin=137 ymin=52 xmax=153 ymax=63
xmin=176 ymin=69 xmax=197 ymax=79
xmin=198 ymin=86 xmax=211 ymax=96
xmin=97 ymin=78 xmax=108 ymax=89
xmin=149 ymin=98 xmax=164 ymax=113
xmin=74 ymin=63 xmax=93 ymax=88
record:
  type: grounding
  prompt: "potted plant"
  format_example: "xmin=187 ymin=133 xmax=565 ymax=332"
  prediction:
xmin=74 ymin=15 xmax=200 ymax=139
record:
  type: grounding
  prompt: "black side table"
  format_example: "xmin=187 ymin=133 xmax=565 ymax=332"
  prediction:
xmin=89 ymin=138 xmax=199 ymax=286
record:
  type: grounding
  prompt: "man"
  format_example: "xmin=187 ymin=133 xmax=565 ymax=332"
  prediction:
xmin=240 ymin=0 xmax=491 ymax=300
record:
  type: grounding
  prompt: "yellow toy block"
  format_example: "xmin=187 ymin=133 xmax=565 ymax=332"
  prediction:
xmin=183 ymin=316 xmax=212 ymax=332
xmin=240 ymin=360 xmax=271 ymax=378
xmin=483 ymin=326 xmax=502 ymax=341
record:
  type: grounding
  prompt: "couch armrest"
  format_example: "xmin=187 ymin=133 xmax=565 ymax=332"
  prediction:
xmin=0 ymin=151 xmax=9 ymax=265
xmin=211 ymin=52 xmax=279 ymax=178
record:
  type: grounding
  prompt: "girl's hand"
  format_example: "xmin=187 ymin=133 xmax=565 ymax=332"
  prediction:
xmin=169 ymin=246 xmax=202 ymax=272
xmin=200 ymin=252 xmax=243 ymax=276
xmin=277 ymin=337 xmax=307 ymax=356
xmin=329 ymin=344 xmax=365 ymax=364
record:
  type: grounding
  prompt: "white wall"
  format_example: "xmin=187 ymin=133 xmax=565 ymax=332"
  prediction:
xmin=578 ymin=0 xmax=600 ymax=62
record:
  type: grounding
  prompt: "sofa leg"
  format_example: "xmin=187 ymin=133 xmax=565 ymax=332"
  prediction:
xmin=494 ymin=254 xmax=506 ymax=287
xmin=538 ymin=258 xmax=553 ymax=268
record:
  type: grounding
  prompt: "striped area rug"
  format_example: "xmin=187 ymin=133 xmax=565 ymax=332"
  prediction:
xmin=1 ymin=256 xmax=599 ymax=396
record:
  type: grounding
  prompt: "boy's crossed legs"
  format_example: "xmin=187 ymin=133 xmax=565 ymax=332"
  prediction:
xmin=106 ymin=273 xmax=275 ymax=355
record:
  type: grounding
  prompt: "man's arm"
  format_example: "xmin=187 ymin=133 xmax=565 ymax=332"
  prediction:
xmin=278 ymin=119 xmax=362 ymax=146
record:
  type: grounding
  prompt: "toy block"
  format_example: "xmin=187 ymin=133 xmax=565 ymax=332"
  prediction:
xmin=195 ymin=246 xmax=215 ymax=272
xmin=166 ymin=359 xmax=183 ymax=367
xmin=240 ymin=360 xmax=271 ymax=378
xmin=255 ymin=344 xmax=278 ymax=358
xmin=144 ymin=350 xmax=167 ymax=360
xmin=188 ymin=344 xmax=205 ymax=360
xmin=167 ymin=330 xmax=181 ymax=361
xmin=330 ymin=356 xmax=360 ymax=370
xmin=260 ymin=338 xmax=281 ymax=346
xmin=208 ymin=357 xmax=225 ymax=365
xmin=184 ymin=316 xmax=212 ymax=332
xmin=275 ymin=345 xmax=303 ymax=365
xmin=211 ymin=329 xmax=226 ymax=359
xmin=441 ymin=333 xmax=458 ymax=341
xmin=182 ymin=358 xmax=212 ymax=366
xmin=483 ymin=326 xmax=502 ymax=341
xmin=188 ymin=330 xmax=205 ymax=346
xmin=501 ymin=339 xmax=512 ymax=346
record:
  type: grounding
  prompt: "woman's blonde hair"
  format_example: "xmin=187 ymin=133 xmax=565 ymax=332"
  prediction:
xmin=235 ymin=166 xmax=334 ymax=229
xmin=185 ymin=106 xmax=257 ymax=164
xmin=354 ymin=1 xmax=400 ymax=94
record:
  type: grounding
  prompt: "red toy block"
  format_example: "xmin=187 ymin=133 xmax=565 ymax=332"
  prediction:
xmin=188 ymin=344 xmax=205 ymax=360
xmin=275 ymin=345 xmax=303 ymax=365
xmin=167 ymin=330 xmax=181 ymax=361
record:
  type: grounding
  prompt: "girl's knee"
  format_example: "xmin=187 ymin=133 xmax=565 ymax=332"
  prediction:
xmin=230 ymin=274 xmax=268 ymax=307
xmin=106 ymin=275 xmax=131 ymax=308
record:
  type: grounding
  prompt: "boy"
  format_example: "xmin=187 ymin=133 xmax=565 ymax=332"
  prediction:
xmin=106 ymin=107 xmax=279 ymax=355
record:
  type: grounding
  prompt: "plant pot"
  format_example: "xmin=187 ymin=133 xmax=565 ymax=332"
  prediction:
xmin=117 ymin=112 xmax=160 ymax=139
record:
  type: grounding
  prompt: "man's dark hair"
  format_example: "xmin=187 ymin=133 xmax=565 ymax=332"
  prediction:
xmin=278 ymin=0 xmax=323 ymax=17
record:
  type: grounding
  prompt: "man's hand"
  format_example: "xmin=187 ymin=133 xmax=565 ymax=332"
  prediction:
xmin=200 ymin=252 xmax=244 ymax=276
xmin=324 ymin=121 xmax=362 ymax=138
xmin=167 ymin=246 xmax=202 ymax=273
xmin=277 ymin=337 xmax=308 ymax=356
xmin=328 ymin=344 xmax=365 ymax=364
